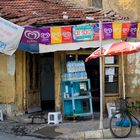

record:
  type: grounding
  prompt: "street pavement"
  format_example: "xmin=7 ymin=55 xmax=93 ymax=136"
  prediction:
xmin=0 ymin=131 xmax=140 ymax=140
xmin=0 ymin=113 xmax=140 ymax=139
xmin=0 ymin=132 xmax=45 ymax=140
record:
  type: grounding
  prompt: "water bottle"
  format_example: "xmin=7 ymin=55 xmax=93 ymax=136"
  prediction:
xmin=75 ymin=61 xmax=78 ymax=72
xmin=79 ymin=60 xmax=83 ymax=71
xmin=66 ymin=61 xmax=70 ymax=72
xmin=78 ymin=61 xmax=81 ymax=72
xmin=81 ymin=61 xmax=86 ymax=71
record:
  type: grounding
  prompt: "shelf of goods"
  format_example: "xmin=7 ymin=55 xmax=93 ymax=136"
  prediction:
xmin=62 ymin=79 xmax=93 ymax=118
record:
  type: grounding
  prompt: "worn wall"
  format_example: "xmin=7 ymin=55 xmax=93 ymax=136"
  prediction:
xmin=62 ymin=0 xmax=91 ymax=8
xmin=103 ymin=0 xmax=138 ymax=20
xmin=0 ymin=54 xmax=15 ymax=103
xmin=15 ymin=51 xmax=27 ymax=113
xmin=126 ymin=53 xmax=140 ymax=100
xmin=103 ymin=0 xmax=140 ymax=101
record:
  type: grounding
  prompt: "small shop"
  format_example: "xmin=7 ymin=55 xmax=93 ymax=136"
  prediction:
xmin=1 ymin=0 xmax=140 ymax=120
xmin=18 ymin=21 xmax=139 ymax=117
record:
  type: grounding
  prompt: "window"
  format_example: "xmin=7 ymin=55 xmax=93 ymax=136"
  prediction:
xmin=92 ymin=0 xmax=102 ymax=8
xmin=104 ymin=56 xmax=119 ymax=95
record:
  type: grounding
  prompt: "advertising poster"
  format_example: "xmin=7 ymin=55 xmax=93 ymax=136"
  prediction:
xmin=92 ymin=23 xmax=104 ymax=40
xmin=21 ymin=26 xmax=40 ymax=44
xmin=122 ymin=23 xmax=130 ymax=38
xmin=73 ymin=23 xmax=94 ymax=41
xmin=0 ymin=17 xmax=24 ymax=55
xmin=51 ymin=27 xmax=62 ymax=44
xmin=61 ymin=26 xmax=72 ymax=43
xmin=39 ymin=27 xmax=51 ymax=45
xmin=103 ymin=23 xmax=113 ymax=39
xmin=128 ymin=23 xmax=138 ymax=38
xmin=137 ymin=23 xmax=140 ymax=40
xmin=113 ymin=23 xmax=122 ymax=39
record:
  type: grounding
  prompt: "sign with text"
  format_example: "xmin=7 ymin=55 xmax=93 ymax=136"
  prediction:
xmin=113 ymin=23 xmax=122 ymax=39
xmin=61 ymin=26 xmax=72 ymax=43
xmin=21 ymin=26 xmax=40 ymax=44
xmin=0 ymin=17 xmax=24 ymax=55
xmin=103 ymin=23 xmax=113 ymax=39
xmin=51 ymin=27 xmax=62 ymax=44
xmin=73 ymin=24 xmax=94 ymax=41
xmin=39 ymin=27 xmax=51 ymax=45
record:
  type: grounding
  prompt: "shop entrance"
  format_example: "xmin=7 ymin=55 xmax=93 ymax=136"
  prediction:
xmin=40 ymin=53 xmax=55 ymax=111
xmin=79 ymin=55 xmax=100 ymax=112
xmin=85 ymin=57 xmax=100 ymax=112
xmin=66 ymin=54 xmax=100 ymax=112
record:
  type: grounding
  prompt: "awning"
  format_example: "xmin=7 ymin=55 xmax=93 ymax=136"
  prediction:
xmin=18 ymin=39 xmax=121 ymax=53
xmin=0 ymin=17 xmax=24 ymax=55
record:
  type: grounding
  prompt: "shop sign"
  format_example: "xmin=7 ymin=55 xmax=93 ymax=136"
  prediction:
xmin=50 ymin=27 xmax=62 ymax=44
xmin=0 ymin=17 xmax=24 ymax=55
xmin=128 ymin=23 xmax=138 ymax=38
xmin=73 ymin=24 xmax=94 ymax=41
xmin=113 ymin=23 xmax=122 ymax=39
xmin=122 ymin=23 xmax=130 ymax=38
xmin=21 ymin=26 xmax=40 ymax=44
xmin=61 ymin=26 xmax=72 ymax=43
xmin=39 ymin=27 xmax=51 ymax=45
xmin=103 ymin=23 xmax=113 ymax=39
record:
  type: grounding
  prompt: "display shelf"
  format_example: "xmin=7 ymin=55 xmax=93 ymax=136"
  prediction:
xmin=62 ymin=79 xmax=93 ymax=118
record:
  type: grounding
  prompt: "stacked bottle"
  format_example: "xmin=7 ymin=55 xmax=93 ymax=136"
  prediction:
xmin=66 ymin=61 xmax=85 ymax=72
xmin=62 ymin=60 xmax=87 ymax=81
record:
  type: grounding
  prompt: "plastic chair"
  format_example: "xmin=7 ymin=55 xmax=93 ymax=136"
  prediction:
xmin=48 ymin=112 xmax=62 ymax=124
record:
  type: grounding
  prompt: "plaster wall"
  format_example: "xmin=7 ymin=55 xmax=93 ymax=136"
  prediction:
xmin=103 ymin=0 xmax=138 ymax=20
xmin=0 ymin=54 xmax=15 ymax=104
xmin=62 ymin=0 xmax=90 ymax=8
xmin=126 ymin=53 xmax=140 ymax=100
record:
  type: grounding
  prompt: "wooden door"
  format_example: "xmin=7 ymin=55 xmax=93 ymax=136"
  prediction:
xmin=26 ymin=54 xmax=41 ymax=113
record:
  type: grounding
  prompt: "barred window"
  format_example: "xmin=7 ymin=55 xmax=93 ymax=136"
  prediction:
xmin=104 ymin=56 xmax=119 ymax=95
xmin=91 ymin=0 xmax=102 ymax=8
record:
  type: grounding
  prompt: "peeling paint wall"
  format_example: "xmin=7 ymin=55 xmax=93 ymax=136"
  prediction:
xmin=103 ymin=0 xmax=140 ymax=102
xmin=62 ymin=0 xmax=91 ymax=8
xmin=0 ymin=54 xmax=15 ymax=104
xmin=126 ymin=53 xmax=140 ymax=99
xmin=103 ymin=0 xmax=138 ymax=20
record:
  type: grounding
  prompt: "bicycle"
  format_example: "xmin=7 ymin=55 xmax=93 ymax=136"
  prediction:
xmin=109 ymin=97 xmax=140 ymax=138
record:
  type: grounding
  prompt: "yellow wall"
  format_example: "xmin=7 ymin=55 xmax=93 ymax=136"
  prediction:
xmin=126 ymin=53 xmax=140 ymax=101
xmin=62 ymin=0 xmax=91 ymax=8
xmin=103 ymin=0 xmax=140 ymax=103
xmin=103 ymin=0 xmax=138 ymax=20
xmin=0 ymin=54 xmax=15 ymax=103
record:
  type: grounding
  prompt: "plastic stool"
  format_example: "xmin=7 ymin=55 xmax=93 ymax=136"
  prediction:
xmin=0 ymin=110 xmax=3 ymax=121
xmin=48 ymin=112 xmax=62 ymax=124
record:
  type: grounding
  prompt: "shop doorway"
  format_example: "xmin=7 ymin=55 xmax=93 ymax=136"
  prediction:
xmin=78 ymin=55 xmax=100 ymax=112
xmin=40 ymin=53 xmax=55 ymax=111
xmin=66 ymin=54 xmax=100 ymax=112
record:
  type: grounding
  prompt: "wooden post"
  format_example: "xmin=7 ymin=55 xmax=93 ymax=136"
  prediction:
xmin=54 ymin=52 xmax=62 ymax=111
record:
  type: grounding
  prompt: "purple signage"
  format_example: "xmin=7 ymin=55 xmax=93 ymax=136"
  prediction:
xmin=39 ymin=27 xmax=51 ymax=44
xmin=128 ymin=23 xmax=138 ymax=38
xmin=103 ymin=23 xmax=113 ymax=39
xmin=21 ymin=27 xmax=40 ymax=44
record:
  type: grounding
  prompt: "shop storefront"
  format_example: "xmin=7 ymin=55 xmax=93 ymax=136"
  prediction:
xmin=18 ymin=21 xmax=139 ymax=115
